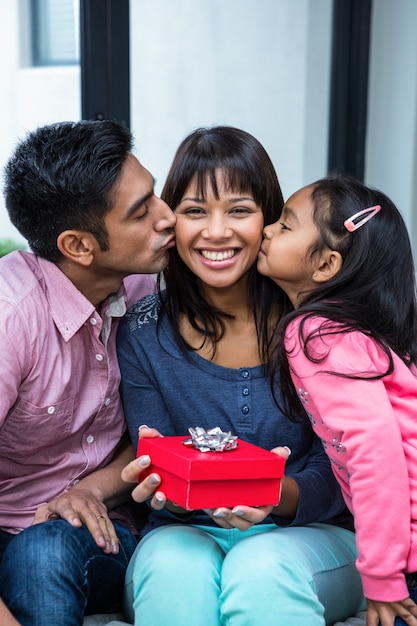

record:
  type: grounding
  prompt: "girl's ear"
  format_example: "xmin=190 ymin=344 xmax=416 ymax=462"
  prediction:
xmin=312 ymin=250 xmax=343 ymax=284
xmin=57 ymin=230 xmax=96 ymax=267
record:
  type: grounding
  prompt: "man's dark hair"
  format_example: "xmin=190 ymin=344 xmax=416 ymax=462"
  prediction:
xmin=3 ymin=120 xmax=133 ymax=262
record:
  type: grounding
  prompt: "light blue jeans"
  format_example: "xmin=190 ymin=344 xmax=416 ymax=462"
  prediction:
xmin=124 ymin=522 xmax=365 ymax=626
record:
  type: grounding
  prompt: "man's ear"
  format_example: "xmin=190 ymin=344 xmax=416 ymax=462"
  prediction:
xmin=312 ymin=250 xmax=343 ymax=284
xmin=57 ymin=230 xmax=97 ymax=267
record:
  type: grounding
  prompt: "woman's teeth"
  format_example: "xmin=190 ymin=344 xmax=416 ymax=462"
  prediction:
xmin=200 ymin=249 xmax=237 ymax=261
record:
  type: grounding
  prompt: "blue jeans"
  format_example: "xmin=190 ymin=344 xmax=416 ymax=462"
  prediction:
xmin=0 ymin=519 xmax=137 ymax=626
xmin=124 ymin=522 xmax=366 ymax=626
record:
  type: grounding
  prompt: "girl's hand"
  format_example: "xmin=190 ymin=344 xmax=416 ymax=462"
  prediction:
xmin=366 ymin=597 xmax=417 ymax=625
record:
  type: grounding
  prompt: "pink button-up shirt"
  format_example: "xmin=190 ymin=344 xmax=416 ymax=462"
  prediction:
xmin=0 ymin=251 xmax=154 ymax=533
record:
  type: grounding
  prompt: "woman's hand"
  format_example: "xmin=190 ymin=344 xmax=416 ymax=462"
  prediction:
xmin=122 ymin=426 xmax=189 ymax=514
xmin=205 ymin=445 xmax=292 ymax=530
xmin=121 ymin=455 xmax=189 ymax=514
xmin=120 ymin=451 xmax=164 ymax=504
xmin=205 ymin=503 xmax=275 ymax=530
xmin=366 ymin=597 xmax=417 ymax=625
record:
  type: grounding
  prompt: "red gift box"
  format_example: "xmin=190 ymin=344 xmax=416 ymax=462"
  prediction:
xmin=137 ymin=436 xmax=285 ymax=510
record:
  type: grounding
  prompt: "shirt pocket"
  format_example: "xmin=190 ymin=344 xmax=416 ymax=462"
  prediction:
xmin=0 ymin=397 xmax=75 ymax=460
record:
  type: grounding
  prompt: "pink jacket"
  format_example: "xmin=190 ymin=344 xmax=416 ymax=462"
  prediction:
xmin=286 ymin=316 xmax=417 ymax=601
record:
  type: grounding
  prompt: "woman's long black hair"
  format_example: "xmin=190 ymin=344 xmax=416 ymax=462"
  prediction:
xmin=269 ymin=173 xmax=417 ymax=420
xmin=159 ymin=125 xmax=290 ymax=359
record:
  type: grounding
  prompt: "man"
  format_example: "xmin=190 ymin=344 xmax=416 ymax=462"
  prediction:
xmin=0 ymin=120 xmax=175 ymax=625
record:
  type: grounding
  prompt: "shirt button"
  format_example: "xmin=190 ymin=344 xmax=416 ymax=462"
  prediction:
xmin=95 ymin=354 xmax=104 ymax=361
xmin=86 ymin=434 xmax=95 ymax=444
xmin=47 ymin=406 xmax=55 ymax=414
xmin=241 ymin=370 xmax=249 ymax=379
xmin=241 ymin=405 xmax=250 ymax=415
xmin=90 ymin=318 xmax=97 ymax=325
xmin=105 ymin=398 xmax=111 ymax=406
xmin=242 ymin=387 xmax=249 ymax=396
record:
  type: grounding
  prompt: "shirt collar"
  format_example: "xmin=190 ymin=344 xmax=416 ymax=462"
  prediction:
xmin=37 ymin=257 xmax=127 ymax=341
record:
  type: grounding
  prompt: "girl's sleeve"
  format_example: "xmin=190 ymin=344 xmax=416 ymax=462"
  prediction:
xmin=287 ymin=321 xmax=410 ymax=601
xmin=273 ymin=431 xmax=352 ymax=528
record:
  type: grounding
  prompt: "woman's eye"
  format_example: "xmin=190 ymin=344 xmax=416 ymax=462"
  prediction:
xmin=279 ymin=221 xmax=289 ymax=230
xmin=230 ymin=207 xmax=251 ymax=215
xmin=182 ymin=207 xmax=205 ymax=215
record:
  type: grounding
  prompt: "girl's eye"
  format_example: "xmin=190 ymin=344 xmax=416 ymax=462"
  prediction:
xmin=279 ymin=221 xmax=289 ymax=230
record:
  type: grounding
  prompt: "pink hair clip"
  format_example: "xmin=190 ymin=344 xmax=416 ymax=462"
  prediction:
xmin=344 ymin=205 xmax=381 ymax=232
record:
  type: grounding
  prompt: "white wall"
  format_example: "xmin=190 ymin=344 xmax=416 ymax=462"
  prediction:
xmin=0 ymin=1 xmax=80 ymax=244
xmin=1 ymin=0 xmax=416 ymax=257
xmin=365 ymin=0 xmax=417 ymax=252
xmin=129 ymin=0 xmax=333 ymax=201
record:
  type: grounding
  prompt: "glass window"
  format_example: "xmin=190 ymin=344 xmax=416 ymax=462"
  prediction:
xmin=31 ymin=0 xmax=79 ymax=66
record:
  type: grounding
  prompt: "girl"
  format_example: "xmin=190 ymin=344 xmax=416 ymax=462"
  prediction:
xmin=118 ymin=128 xmax=364 ymax=626
xmin=258 ymin=173 xmax=417 ymax=626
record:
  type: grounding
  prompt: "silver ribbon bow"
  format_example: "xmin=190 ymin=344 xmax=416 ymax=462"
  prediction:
xmin=183 ymin=426 xmax=238 ymax=452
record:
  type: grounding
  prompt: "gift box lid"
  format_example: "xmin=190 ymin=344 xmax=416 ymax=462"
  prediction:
xmin=137 ymin=436 xmax=285 ymax=481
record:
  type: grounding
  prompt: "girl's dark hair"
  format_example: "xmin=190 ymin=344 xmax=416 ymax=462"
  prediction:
xmin=270 ymin=172 xmax=417 ymax=420
xmin=159 ymin=125 xmax=289 ymax=358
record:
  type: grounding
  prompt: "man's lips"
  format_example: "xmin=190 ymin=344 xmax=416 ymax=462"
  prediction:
xmin=162 ymin=236 xmax=175 ymax=249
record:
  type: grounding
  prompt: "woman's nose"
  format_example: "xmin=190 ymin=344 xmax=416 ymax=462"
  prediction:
xmin=202 ymin=215 xmax=232 ymax=239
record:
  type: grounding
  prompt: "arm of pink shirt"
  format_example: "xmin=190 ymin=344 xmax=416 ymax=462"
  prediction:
xmin=33 ymin=435 xmax=135 ymax=554
xmin=70 ymin=434 xmax=135 ymax=508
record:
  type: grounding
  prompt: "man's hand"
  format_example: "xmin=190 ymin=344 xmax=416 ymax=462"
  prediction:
xmin=32 ymin=435 xmax=136 ymax=554
xmin=33 ymin=488 xmax=119 ymax=554
xmin=367 ymin=597 xmax=417 ymax=625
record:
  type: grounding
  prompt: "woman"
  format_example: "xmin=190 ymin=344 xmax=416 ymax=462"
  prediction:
xmin=117 ymin=126 xmax=365 ymax=626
